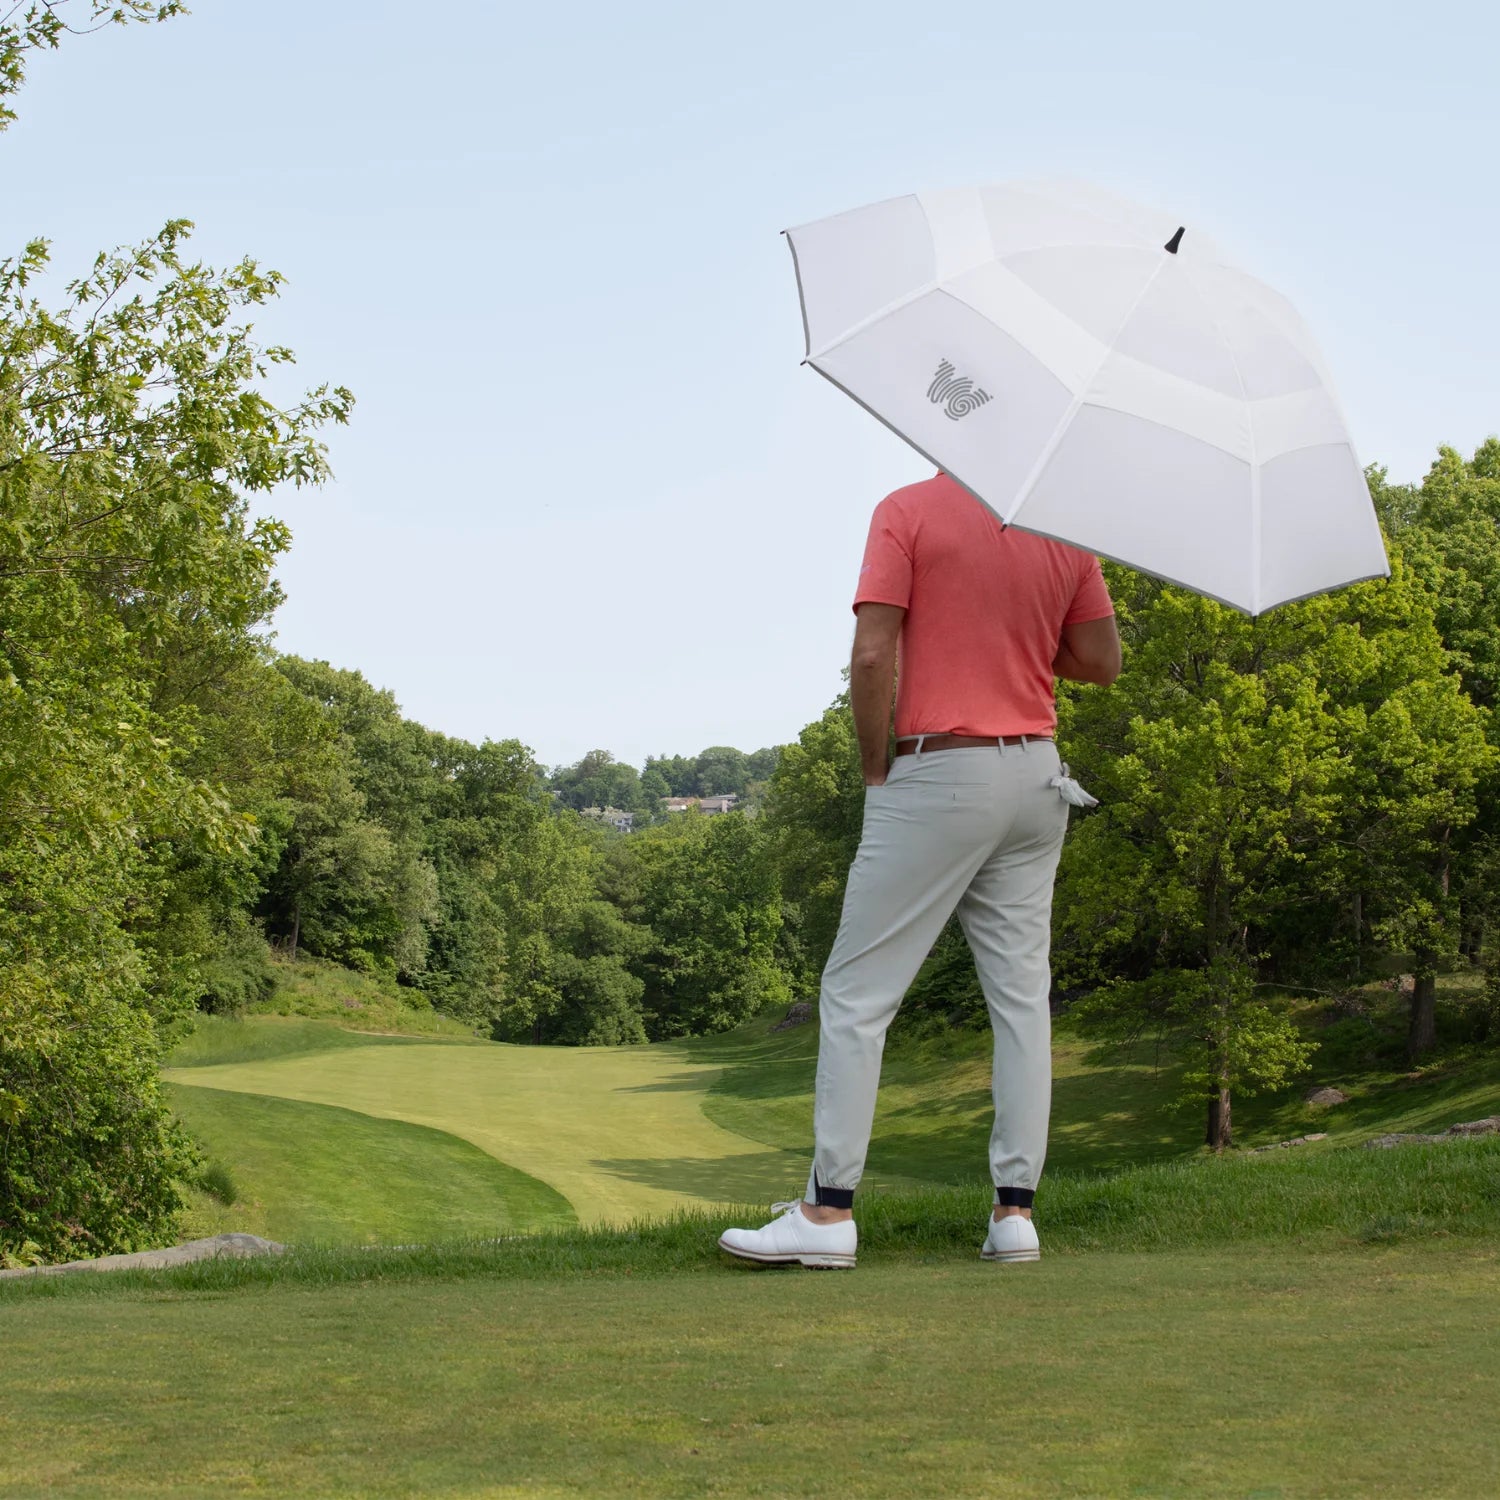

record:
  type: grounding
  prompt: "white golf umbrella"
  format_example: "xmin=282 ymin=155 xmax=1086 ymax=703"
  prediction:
xmin=785 ymin=181 xmax=1388 ymax=615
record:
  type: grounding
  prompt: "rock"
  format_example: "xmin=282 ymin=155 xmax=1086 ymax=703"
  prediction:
xmin=0 ymin=1232 xmax=285 ymax=1280
xmin=771 ymin=1001 xmax=813 ymax=1032
xmin=1304 ymin=1086 xmax=1349 ymax=1106
xmin=1251 ymin=1133 xmax=1328 ymax=1153
xmin=1364 ymin=1116 xmax=1500 ymax=1149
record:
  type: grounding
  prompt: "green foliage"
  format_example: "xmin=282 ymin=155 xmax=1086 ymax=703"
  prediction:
xmin=1053 ymin=548 xmax=1492 ymax=1143
xmin=0 ymin=205 xmax=350 ymax=1260
xmin=626 ymin=813 xmax=789 ymax=1037
xmin=761 ymin=692 xmax=863 ymax=990
xmin=0 ymin=1 xmax=183 ymax=132
xmin=642 ymin=744 xmax=781 ymax=800
xmin=194 ymin=914 xmax=276 ymax=1016
xmin=550 ymin=748 xmax=651 ymax=815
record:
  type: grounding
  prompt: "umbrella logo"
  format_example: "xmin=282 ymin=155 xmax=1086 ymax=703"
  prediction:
xmin=927 ymin=359 xmax=992 ymax=421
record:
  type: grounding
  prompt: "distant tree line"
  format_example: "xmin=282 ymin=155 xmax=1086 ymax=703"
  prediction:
xmin=547 ymin=744 xmax=781 ymax=818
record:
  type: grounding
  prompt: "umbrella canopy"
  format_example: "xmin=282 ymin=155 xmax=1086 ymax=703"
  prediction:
xmin=785 ymin=181 xmax=1388 ymax=615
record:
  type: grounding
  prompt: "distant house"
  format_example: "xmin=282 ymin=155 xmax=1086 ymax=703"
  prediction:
xmin=664 ymin=797 xmax=698 ymax=813
xmin=698 ymin=795 xmax=738 ymax=815
xmin=579 ymin=805 xmax=635 ymax=832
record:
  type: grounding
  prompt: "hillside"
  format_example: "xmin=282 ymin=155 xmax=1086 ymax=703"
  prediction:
xmin=164 ymin=977 xmax=1499 ymax=1243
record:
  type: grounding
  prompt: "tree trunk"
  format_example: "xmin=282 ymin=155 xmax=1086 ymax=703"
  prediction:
xmin=289 ymin=900 xmax=301 ymax=963
xmin=1205 ymin=1087 xmax=1232 ymax=1151
xmin=1406 ymin=968 xmax=1437 ymax=1061
xmin=1460 ymin=903 xmax=1483 ymax=967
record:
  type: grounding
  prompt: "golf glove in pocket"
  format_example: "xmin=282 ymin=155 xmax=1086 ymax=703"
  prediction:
xmin=1050 ymin=763 xmax=1099 ymax=808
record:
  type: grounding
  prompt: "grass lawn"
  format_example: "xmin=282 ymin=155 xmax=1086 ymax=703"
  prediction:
xmin=165 ymin=991 xmax=1500 ymax=1236
xmin=167 ymin=1085 xmax=574 ymax=1243
xmin=691 ymin=1013 xmax=1187 ymax=1184
xmin=4 ymin=1241 xmax=1497 ymax=1498
xmin=166 ymin=1029 xmax=815 ymax=1227
xmin=164 ymin=1011 xmax=1201 ymax=1232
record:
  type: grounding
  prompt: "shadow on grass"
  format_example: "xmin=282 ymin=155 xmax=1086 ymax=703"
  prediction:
xmin=592 ymin=1148 xmax=808 ymax=1203
xmin=610 ymin=1071 xmax=727 ymax=1095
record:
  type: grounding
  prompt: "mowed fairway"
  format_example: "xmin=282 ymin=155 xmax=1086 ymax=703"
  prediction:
xmin=167 ymin=1032 xmax=820 ymax=1226
xmin=167 ymin=1086 xmax=574 ymax=1243
xmin=4 ymin=1245 xmax=1499 ymax=1498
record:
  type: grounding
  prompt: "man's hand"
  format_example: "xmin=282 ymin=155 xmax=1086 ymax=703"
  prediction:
xmin=1054 ymin=614 xmax=1122 ymax=686
xmin=851 ymin=603 xmax=904 ymax=784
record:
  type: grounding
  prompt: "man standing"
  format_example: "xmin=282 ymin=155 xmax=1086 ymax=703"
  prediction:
xmin=719 ymin=471 xmax=1120 ymax=1269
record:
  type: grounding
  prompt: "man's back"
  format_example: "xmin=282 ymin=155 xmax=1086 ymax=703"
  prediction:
xmin=854 ymin=472 xmax=1113 ymax=739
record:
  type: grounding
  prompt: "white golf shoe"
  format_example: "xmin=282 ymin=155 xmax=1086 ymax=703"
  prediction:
xmin=981 ymin=1213 xmax=1041 ymax=1263
xmin=718 ymin=1200 xmax=857 ymax=1269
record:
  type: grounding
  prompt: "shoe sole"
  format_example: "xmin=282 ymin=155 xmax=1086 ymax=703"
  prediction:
xmin=717 ymin=1236 xmax=855 ymax=1269
xmin=980 ymin=1247 xmax=1041 ymax=1263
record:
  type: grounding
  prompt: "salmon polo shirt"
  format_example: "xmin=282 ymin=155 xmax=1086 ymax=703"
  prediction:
xmin=854 ymin=472 xmax=1114 ymax=740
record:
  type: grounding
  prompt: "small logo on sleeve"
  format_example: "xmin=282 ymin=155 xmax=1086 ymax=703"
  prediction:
xmin=927 ymin=359 xmax=992 ymax=421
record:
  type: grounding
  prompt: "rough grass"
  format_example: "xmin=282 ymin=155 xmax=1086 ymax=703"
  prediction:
xmin=167 ymin=1085 xmax=574 ymax=1244
xmin=691 ymin=1013 xmax=1186 ymax=1181
xmin=3 ymin=1242 xmax=1497 ymax=1498
xmin=167 ymin=1013 xmax=473 ymax=1069
xmin=8 ymin=1138 xmax=1496 ymax=1300
xmin=252 ymin=953 xmax=478 ymax=1038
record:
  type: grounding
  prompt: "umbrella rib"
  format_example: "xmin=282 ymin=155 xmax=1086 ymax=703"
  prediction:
xmin=1181 ymin=259 xmax=1263 ymax=615
xmin=1001 ymin=252 xmax=1175 ymax=531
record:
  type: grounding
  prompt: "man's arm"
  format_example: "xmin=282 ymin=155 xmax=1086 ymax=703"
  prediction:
xmin=851 ymin=602 xmax=905 ymax=786
xmin=1053 ymin=614 xmax=1122 ymax=686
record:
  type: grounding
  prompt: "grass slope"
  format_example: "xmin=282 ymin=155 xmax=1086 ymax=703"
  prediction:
xmin=168 ymin=1085 xmax=573 ymax=1243
xmin=255 ymin=953 xmax=479 ymax=1037
xmin=690 ymin=1015 xmax=1186 ymax=1183
xmin=4 ymin=1241 xmax=1498 ymax=1498
xmin=166 ymin=986 xmax=1500 ymax=1235
xmin=168 ymin=1014 xmax=476 ymax=1069
xmin=165 ymin=1032 xmax=814 ymax=1227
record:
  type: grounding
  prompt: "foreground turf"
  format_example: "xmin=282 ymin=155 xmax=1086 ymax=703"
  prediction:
xmin=7 ymin=1139 xmax=1495 ymax=1298
xmin=3 ymin=1241 xmax=1495 ymax=1498
xmin=167 ymin=1085 xmax=574 ymax=1243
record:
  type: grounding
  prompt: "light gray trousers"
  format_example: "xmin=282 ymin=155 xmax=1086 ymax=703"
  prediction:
xmin=806 ymin=741 xmax=1070 ymax=1207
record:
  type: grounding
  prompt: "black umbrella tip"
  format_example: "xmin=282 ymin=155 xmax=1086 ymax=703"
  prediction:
xmin=1164 ymin=226 xmax=1185 ymax=255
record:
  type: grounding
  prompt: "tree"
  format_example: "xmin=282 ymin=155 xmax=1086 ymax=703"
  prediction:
xmin=1371 ymin=444 xmax=1500 ymax=1054
xmin=695 ymin=745 xmax=750 ymax=797
xmin=626 ymin=813 xmax=789 ymax=1037
xmin=1056 ymin=557 xmax=1490 ymax=1146
xmin=269 ymin=659 xmax=441 ymax=977
xmin=550 ymin=749 xmax=648 ymax=814
xmin=0 ymin=219 xmax=350 ymax=1258
xmin=762 ymin=693 xmax=865 ymax=992
xmin=645 ymin=753 xmax=699 ymax=797
xmin=1 ymin=2 xmax=182 ymax=132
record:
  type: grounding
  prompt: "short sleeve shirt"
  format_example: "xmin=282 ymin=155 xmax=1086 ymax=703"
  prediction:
xmin=854 ymin=472 xmax=1114 ymax=738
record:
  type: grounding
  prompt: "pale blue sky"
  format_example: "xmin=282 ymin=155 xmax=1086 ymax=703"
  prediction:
xmin=7 ymin=1 xmax=1497 ymax=765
